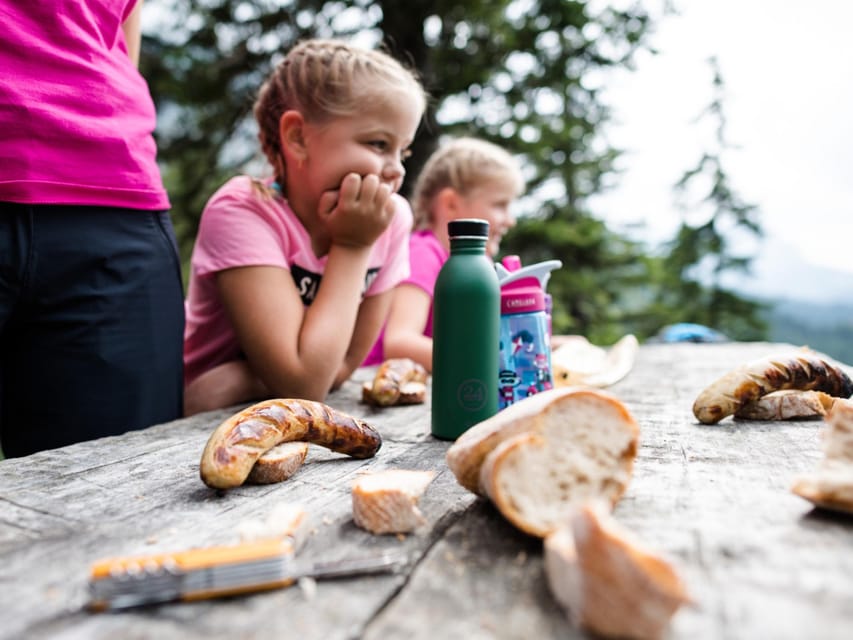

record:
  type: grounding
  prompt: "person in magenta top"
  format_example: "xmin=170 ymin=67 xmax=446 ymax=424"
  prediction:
xmin=0 ymin=0 xmax=184 ymax=457
xmin=182 ymin=39 xmax=426 ymax=415
xmin=364 ymin=137 xmax=524 ymax=371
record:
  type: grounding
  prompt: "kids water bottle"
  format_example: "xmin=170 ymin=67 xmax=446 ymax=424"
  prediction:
xmin=431 ymin=219 xmax=500 ymax=440
xmin=496 ymin=255 xmax=562 ymax=410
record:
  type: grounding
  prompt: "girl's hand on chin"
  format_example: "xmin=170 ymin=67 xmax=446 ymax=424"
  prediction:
xmin=319 ymin=173 xmax=395 ymax=249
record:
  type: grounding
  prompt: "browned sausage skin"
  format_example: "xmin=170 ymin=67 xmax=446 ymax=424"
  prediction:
xmin=693 ymin=353 xmax=853 ymax=425
xmin=367 ymin=358 xmax=428 ymax=406
xmin=200 ymin=399 xmax=381 ymax=489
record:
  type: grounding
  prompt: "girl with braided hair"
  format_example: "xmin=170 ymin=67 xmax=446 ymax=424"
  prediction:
xmin=183 ymin=39 xmax=426 ymax=415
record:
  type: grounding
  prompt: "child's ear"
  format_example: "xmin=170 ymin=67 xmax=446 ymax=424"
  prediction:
xmin=435 ymin=187 xmax=462 ymax=219
xmin=279 ymin=110 xmax=307 ymax=164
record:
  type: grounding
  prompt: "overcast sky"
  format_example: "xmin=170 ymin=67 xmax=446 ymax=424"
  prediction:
xmin=590 ymin=0 xmax=853 ymax=287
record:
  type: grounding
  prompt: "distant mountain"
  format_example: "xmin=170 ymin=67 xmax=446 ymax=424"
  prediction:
xmin=735 ymin=237 xmax=853 ymax=303
xmin=717 ymin=237 xmax=853 ymax=364
xmin=762 ymin=301 xmax=853 ymax=366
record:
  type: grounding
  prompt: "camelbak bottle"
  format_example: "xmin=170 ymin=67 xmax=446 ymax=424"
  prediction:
xmin=496 ymin=255 xmax=562 ymax=409
xmin=431 ymin=219 xmax=500 ymax=440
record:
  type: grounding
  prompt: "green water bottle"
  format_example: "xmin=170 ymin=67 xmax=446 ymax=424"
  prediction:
xmin=431 ymin=219 xmax=500 ymax=440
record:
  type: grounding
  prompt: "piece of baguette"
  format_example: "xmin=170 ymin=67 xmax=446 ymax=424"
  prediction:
xmin=237 ymin=503 xmax=310 ymax=549
xmin=247 ymin=441 xmax=309 ymax=484
xmin=352 ymin=470 xmax=436 ymax=534
xmin=735 ymin=389 xmax=835 ymax=421
xmin=446 ymin=387 xmax=638 ymax=538
xmin=790 ymin=461 xmax=853 ymax=515
xmin=545 ymin=502 xmax=690 ymax=640
xmin=820 ymin=398 xmax=853 ymax=461
xmin=791 ymin=398 xmax=853 ymax=514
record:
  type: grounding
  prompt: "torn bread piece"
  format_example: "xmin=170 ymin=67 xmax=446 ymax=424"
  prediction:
xmin=446 ymin=387 xmax=638 ymax=537
xmin=237 ymin=503 xmax=310 ymax=550
xmin=352 ymin=470 xmax=436 ymax=534
xmin=792 ymin=398 xmax=853 ymax=514
xmin=735 ymin=390 xmax=835 ymax=421
xmin=247 ymin=441 xmax=309 ymax=484
xmin=545 ymin=502 xmax=690 ymax=640
xmin=791 ymin=461 xmax=853 ymax=515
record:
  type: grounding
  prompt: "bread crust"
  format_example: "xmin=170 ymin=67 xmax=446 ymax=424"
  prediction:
xmin=545 ymin=503 xmax=690 ymax=639
xmin=362 ymin=358 xmax=428 ymax=406
xmin=247 ymin=441 xmax=309 ymax=484
xmin=200 ymin=399 xmax=381 ymax=489
xmin=693 ymin=351 xmax=853 ymax=425
xmin=791 ymin=398 xmax=853 ymax=513
xmin=351 ymin=470 xmax=436 ymax=534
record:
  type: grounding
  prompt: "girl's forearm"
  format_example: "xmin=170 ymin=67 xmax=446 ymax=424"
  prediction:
xmin=289 ymin=244 xmax=372 ymax=396
xmin=384 ymin=333 xmax=434 ymax=373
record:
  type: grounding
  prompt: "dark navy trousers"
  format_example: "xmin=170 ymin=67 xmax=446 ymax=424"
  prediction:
xmin=0 ymin=203 xmax=185 ymax=458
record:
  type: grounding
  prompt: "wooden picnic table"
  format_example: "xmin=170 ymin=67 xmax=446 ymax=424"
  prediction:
xmin=1 ymin=341 xmax=852 ymax=640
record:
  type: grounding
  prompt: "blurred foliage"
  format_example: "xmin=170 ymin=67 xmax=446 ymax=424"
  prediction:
xmin=141 ymin=0 xmax=766 ymax=343
xmin=659 ymin=57 xmax=767 ymax=340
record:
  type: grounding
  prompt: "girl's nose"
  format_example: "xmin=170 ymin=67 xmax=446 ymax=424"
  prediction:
xmin=382 ymin=155 xmax=405 ymax=183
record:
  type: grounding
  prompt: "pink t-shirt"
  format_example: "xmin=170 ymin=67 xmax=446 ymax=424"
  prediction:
xmin=0 ymin=0 xmax=169 ymax=209
xmin=184 ymin=176 xmax=413 ymax=384
xmin=363 ymin=229 xmax=449 ymax=365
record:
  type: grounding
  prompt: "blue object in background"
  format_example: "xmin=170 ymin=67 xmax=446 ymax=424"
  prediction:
xmin=654 ymin=323 xmax=729 ymax=343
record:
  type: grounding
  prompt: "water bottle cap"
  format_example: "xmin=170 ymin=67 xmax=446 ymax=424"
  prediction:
xmin=501 ymin=286 xmax=545 ymax=314
xmin=448 ymin=218 xmax=489 ymax=238
xmin=496 ymin=257 xmax=563 ymax=290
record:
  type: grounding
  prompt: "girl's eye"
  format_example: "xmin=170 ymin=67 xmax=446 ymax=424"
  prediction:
xmin=369 ymin=140 xmax=388 ymax=151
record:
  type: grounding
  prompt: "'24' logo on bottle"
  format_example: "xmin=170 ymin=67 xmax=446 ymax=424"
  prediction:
xmin=457 ymin=379 xmax=487 ymax=411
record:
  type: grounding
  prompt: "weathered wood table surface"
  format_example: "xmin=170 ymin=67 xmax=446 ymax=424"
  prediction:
xmin=2 ymin=342 xmax=852 ymax=640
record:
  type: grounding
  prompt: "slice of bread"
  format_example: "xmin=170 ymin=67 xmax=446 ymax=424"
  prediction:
xmin=446 ymin=387 xmax=638 ymax=537
xmin=545 ymin=502 xmax=690 ymax=640
xmin=821 ymin=397 xmax=853 ymax=460
xmin=735 ymin=389 xmax=835 ymax=420
xmin=352 ymin=470 xmax=436 ymax=534
xmin=247 ymin=441 xmax=309 ymax=484
xmin=237 ymin=503 xmax=310 ymax=549
xmin=791 ymin=398 xmax=853 ymax=514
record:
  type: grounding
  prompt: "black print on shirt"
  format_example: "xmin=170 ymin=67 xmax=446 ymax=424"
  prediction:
xmin=291 ymin=264 xmax=381 ymax=306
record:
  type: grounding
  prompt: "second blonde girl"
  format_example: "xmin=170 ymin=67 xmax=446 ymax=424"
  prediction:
xmin=364 ymin=137 xmax=524 ymax=370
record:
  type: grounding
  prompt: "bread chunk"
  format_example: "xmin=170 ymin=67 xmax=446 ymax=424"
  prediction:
xmin=545 ymin=503 xmax=690 ymax=640
xmin=446 ymin=387 xmax=638 ymax=537
xmin=237 ymin=503 xmax=310 ymax=549
xmin=247 ymin=441 xmax=309 ymax=484
xmin=352 ymin=470 xmax=436 ymax=534
xmin=735 ymin=389 xmax=835 ymax=420
xmin=792 ymin=398 xmax=853 ymax=514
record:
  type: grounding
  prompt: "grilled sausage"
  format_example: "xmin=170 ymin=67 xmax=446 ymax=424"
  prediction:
xmin=200 ymin=399 xmax=381 ymax=489
xmin=693 ymin=352 xmax=853 ymax=424
xmin=364 ymin=358 xmax=427 ymax=406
